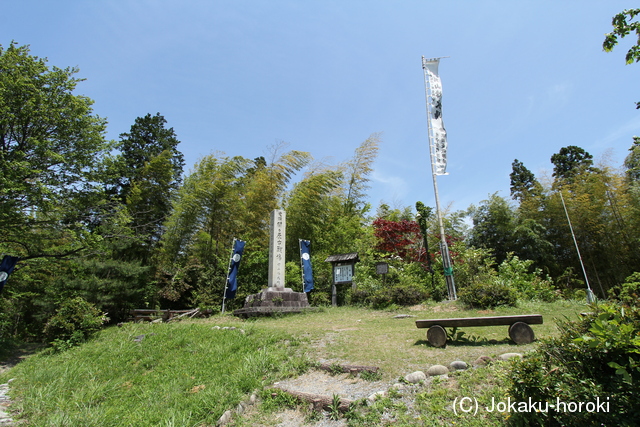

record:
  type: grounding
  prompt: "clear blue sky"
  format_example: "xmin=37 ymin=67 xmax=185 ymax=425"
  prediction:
xmin=4 ymin=1 xmax=639 ymax=214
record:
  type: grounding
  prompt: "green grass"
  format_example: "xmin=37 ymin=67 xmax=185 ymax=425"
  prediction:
xmin=0 ymin=321 xmax=308 ymax=426
xmin=0 ymin=300 xmax=588 ymax=426
xmin=246 ymin=299 xmax=587 ymax=379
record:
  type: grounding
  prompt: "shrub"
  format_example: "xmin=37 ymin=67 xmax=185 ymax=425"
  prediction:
xmin=507 ymin=303 xmax=640 ymax=426
xmin=497 ymin=254 xmax=558 ymax=302
xmin=43 ymin=297 xmax=107 ymax=351
xmin=458 ymin=281 xmax=517 ymax=309
xmin=309 ymin=291 xmax=331 ymax=307
xmin=369 ymin=283 xmax=428 ymax=309
xmin=609 ymin=272 xmax=640 ymax=306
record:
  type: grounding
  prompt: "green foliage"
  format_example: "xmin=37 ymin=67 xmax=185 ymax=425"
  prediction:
xmin=309 ymin=291 xmax=331 ymax=307
xmin=368 ymin=283 xmax=429 ymax=309
xmin=510 ymin=159 xmax=542 ymax=201
xmin=496 ymin=254 xmax=558 ymax=302
xmin=609 ymin=271 xmax=640 ymax=306
xmin=507 ymin=303 xmax=640 ymax=426
xmin=458 ymin=281 xmax=517 ymax=309
xmin=285 ymin=261 xmax=301 ymax=290
xmin=7 ymin=322 xmax=305 ymax=426
xmin=42 ymin=297 xmax=107 ymax=351
xmin=467 ymin=193 xmax=517 ymax=265
xmin=0 ymin=42 xmax=108 ymax=260
xmin=604 ymin=8 xmax=640 ymax=104
xmin=550 ymin=145 xmax=595 ymax=182
xmin=328 ymin=393 xmax=341 ymax=420
xmin=342 ymin=133 xmax=380 ymax=215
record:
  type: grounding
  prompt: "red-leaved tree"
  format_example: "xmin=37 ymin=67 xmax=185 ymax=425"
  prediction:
xmin=372 ymin=218 xmax=427 ymax=264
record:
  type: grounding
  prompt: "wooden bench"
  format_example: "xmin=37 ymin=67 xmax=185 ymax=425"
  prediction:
xmin=415 ymin=314 xmax=543 ymax=347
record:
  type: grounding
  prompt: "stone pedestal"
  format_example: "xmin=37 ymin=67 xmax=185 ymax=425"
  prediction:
xmin=233 ymin=287 xmax=312 ymax=318
xmin=233 ymin=209 xmax=313 ymax=318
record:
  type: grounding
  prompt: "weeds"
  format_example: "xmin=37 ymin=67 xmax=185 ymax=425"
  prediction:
xmin=328 ymin=393 xmax=341 ymax=420
xmin=360 ymin=369 xmax=382 ymax=381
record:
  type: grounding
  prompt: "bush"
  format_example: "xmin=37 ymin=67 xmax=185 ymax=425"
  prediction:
xmin=43 ymin=297 xmax=107 ymax=351
xmin=609 ymin=272 xmax=640 ymax=306
xmin=507 ymin=303 xmax=640 ymax=426
xmin=458 ymin=281 xmax=517 ymax=309
xmin=497 ymin=254 xmax=558 ymax=302
xmin=309 ymin=291 xmax=331 ymax=307
xmin=369 ymin=283 xmax=429 ymax=309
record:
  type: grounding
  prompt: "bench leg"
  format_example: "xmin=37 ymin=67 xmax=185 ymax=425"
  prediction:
xmin=427 ymin=325 xmax=447 ymax=348
xmin=509 ymin=322 xmax=535 ymax=344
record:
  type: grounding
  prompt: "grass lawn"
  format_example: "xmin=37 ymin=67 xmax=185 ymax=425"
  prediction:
xmin=0 ymin=299 xmax=588 ymax=426
xmin=235 ymin=299 xmax=588 ymax=379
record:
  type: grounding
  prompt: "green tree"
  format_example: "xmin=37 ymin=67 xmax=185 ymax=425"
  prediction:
xmin=284 ymin=166 xmax=342 ymax=260
xmin=604 ymin=8 xmax=640 ymax=109
xmin=342 ymin=133 xmax=380 ymax=215
xmin=467 ymin=193 xmax=516 ymax=265
xmin=509 ymin=159 xmax=542 ymax=201
xmin=550 ymin=145 xmax=594 ymax=183
xmin=0 ymin=42 xmax=108 ymax=259
xmin=624 ymin=136 xmax=640 ymax=182
xmin=111 ymin=113 xmax=184 ymax=200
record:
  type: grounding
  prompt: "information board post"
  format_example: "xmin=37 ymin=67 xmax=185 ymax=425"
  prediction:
xmin=325 ymin=253 xmax=360 ymax=307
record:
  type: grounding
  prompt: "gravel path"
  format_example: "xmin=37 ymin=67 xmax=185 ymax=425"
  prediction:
xmin=0 ymin=380 xmax=14 ymax=426
xmin=274 ymin=370 xmax=388 ymax=401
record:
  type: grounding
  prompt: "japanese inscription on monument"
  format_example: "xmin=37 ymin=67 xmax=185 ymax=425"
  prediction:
xmin=268 ymin=209 xmax=286 ymax=289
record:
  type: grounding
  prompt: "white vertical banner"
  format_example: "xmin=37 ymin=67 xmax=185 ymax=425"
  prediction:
xmin=422 ymin=58 xmax=448 ymax=175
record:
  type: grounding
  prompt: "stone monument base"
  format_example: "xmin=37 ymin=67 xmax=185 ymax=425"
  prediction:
xmin=233 ymin=287 xmax=313 ymax=318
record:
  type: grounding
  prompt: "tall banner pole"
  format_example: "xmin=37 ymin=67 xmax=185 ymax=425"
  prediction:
xmin=221 ymin=238 xmax=236 ymax=314
xmin=422 ymin=56 xmax=457 ymax=300
xmin=559 ymin=191 xmax=595 ymax=303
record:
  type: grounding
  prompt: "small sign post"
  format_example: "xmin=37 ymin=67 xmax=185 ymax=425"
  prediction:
xmin=325 ymin=253 xmax=359 ymax=306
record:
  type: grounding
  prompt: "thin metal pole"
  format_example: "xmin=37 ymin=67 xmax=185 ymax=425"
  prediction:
xmin=422 ymin=56 xmax=456 ymax=300
xmin=559 ymin=191 xmax=595 ymax=303
xmin=221 ymin=238 xmax=236 ymax=314
xmin=299 ymin=239 xmax=304 ymax=293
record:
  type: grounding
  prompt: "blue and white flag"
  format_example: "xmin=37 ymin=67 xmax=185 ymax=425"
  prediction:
xmin=422 ymin=57 xmax=448 ymax=175
xmin=299 ymin=240 xmax=314 ymax=293
xmin=0 ymin=255 xmax=20 ymax=294
xmin=225 ymin=239 xmax=246 ymax=299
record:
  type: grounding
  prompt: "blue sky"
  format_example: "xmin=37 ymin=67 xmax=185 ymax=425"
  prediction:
xmin=4 ymin=1 xmax=640 ymax=215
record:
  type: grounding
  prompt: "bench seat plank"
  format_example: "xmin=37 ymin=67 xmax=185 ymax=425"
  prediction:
xmin=415 ymin=314 xmax=543 ymax=329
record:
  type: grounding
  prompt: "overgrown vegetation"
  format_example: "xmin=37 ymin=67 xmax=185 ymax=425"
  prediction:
xmin=0 ymin=321 xmax=307 ymax=426
xmin=508 ymin=302 xmax=640 ymax=426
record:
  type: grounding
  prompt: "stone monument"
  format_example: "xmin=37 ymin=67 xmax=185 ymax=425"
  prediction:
xmin=233 ymin=209 xmax=312 ymax=317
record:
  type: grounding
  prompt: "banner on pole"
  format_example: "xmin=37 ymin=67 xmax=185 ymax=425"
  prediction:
xmin=299 ymin=240 xmax=314 ymax=293
xmin=225 ymin=239 xmax=246 ymax=299
xmin=422 ymin=58 xmax=448 ymax=175
xmin=0 ymin=255 xmax=20 ymax=294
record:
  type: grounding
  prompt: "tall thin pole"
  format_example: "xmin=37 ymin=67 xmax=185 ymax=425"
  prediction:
xmin=221 ymin=238 xmax=236 ymax=314
xmin=559 ymin=191 xmax=595 ymax=303
xmin=422 ymin=56 xmax=456 ymax=300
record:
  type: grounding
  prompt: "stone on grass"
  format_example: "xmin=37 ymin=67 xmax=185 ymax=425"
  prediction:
xmin=449 ymin=361 xmax=468 ymax=371
xmin=472 ymin=356 xmax=493 ymax=366
xmin=404 ymin=371 xmax=427 ymax=384
xmin=497 ymin=353 xmax=523 ymax=361
xmin=426 ymin=365 xmax=449 ymax=376
xmin=217 ymin=410 xmax=232 ymax=426
xmin=367 ymin=390 xmax=387 ymax=402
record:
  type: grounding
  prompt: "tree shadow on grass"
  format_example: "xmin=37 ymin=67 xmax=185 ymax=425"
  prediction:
xmin=0 ymin=342 xmax=45 ymax=374
xmin=413 ymin=337 xmax=516 ymax=348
